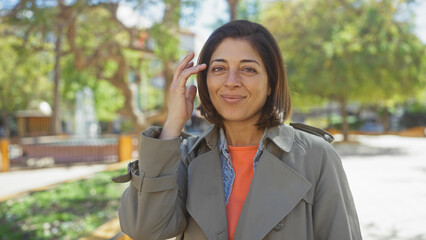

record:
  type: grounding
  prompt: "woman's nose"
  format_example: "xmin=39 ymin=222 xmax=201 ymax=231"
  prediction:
xmin=225 ymin=70 xmax=241 ymax=88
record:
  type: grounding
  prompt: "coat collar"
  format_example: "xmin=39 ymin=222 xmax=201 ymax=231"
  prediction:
xmin=234 ymin=149 xmax=312 ymax=240
xmin=188 ymin=125 xmax=218 ymax=154
xmin=188 ymin=124 xmax=295 ymax=154
xmin=264 ymin=124 xmax=295 ymax=152
xmin=186 ymin=124 xmax=310 ymax=240
xmin=186 ymin=148 xmax=229 ymax=240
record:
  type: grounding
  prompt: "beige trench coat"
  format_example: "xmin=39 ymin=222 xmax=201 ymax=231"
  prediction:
xmin=114 ymin=124 xmax=362 ymax=240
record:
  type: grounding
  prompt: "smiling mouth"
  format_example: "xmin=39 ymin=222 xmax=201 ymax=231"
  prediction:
xmin=221 ymin=95 xmax=245 ymax=103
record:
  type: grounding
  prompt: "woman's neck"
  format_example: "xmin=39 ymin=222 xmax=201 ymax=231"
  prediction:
xmin=223 ymin=122 xmax=264 ymax=147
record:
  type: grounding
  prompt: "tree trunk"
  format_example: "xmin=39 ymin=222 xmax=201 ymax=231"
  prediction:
xmin=51 ymin=23 xmax=63 ymax=135
xmin=114 ymin=79 xmax=167 ymax=133
xmin=0 ymin=95 xmax=10 ymax=139
xmin=227 ymin=0 xmax=239 ymax=21
xmin=337 ymin=97 xmax=349 ymax=141
xmin=381 ymin=107 xmax=391 ymax=132
xmin=163 ymin=60 xmax=175 ymax=112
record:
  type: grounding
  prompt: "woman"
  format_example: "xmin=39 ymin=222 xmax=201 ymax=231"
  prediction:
xmin=114 ymin=20 xmax=362 ymax=240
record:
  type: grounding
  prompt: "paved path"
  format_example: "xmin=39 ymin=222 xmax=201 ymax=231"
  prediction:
xmin=0 ymin=163 xmax=113 ymax=201
xmin=335 ymin=135 xmax=426 ymax=240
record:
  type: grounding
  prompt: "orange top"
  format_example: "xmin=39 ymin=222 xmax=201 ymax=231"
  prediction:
xmin=226 ymin=145 xmax=258 ymax=240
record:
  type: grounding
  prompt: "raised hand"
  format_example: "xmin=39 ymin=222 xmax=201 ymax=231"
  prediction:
xmin=160 ymin=53 xmax=207 ymax=139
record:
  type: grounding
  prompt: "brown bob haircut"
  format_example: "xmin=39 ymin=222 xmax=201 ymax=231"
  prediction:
xmin=197 ymin=20 xmax=291 ymax=129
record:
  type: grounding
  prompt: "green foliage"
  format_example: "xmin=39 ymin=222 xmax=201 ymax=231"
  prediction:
xmin=150 ymin=22 xmax=182 ymax=61
xmin=0 ymin=32 xmax=53 ymax=114
xmin=262 ymin=0 xmax=425 ymax=108
xmin=62 ymin=56 xmax=125 ymax=122
xmin=95 ymin=81 xmax=126 ymax=121
xmin=138 ymin=59 xmax=165 ymax=111
xmin=74 ymin=7 xmax=120 ymax=51
xmin=404 ymin=100 xmax=426 ymax=113
xmin=399 ymin=99 xmax=426 ymax=128
xmin=179 ymin=0 xmax=200 ymax=27
xmin=237 ymin=0 xmax=260 ymax=22
xmin=0 ymin=169 xmax=126 ymax=240
xmin=150 ymin=0 xmax=198 ymax=61
xmin=1 ymin=0 xmax=200 ymax=131
xmin=210 ymin=0 xmax=260 ymax=29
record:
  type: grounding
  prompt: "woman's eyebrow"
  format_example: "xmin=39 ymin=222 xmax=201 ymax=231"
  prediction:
xmin=210 ymin=59 xmax=227 ymax=65
xmin=210 ymin=58 xmax=260 ymax=66
xmin=240 ymin=59 xmax=260 ymax=66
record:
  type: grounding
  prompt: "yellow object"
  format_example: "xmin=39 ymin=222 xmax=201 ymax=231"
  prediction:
xmin=118 ymin=135 xmax=133 ymax=162
xmin=1 ymin=139 xmax=10 ymax=172
xmin=78 ymin=217 xmax=134 ymax=240
xmin=79 ymin=218 xmax=122 ymax=240
xmin=120 ymin=234 xmax=132 ymax=240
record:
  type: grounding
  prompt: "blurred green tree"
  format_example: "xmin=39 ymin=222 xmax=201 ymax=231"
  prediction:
xmin=148 ymin=0 xmax=199 ymax=126
xmin=1 ymin=0 xmax=198 ymax=134
xmin=61 ymin=56 xmax=125 ymax=123
xmin=263 ymin=0 xmax=425 ymax=140
xmin=223 ymin=0 xmax=260 ymax=22
xmin=1 ymin=0 xmax=66 ymax=134
xmin=237 ymin=0 xmax=260 ymax=22
xmin=0 ymin=33 xmax=53 ymax=138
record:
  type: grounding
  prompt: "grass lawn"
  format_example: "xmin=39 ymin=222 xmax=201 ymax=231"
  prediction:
xmin=0 ymin=168 xmax=127 ymax=240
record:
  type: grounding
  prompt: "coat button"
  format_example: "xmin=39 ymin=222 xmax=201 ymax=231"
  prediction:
xmin=273 ymin=222 xmax=283 ymax=232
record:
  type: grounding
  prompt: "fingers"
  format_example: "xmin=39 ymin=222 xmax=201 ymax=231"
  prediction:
xmin=173 ymin=64 xmax=207 ymax=88
xmin=172 ymin=53 xmax=206 ymax=88
xmin=186 ymin=85 xmax=197 ymax=104
xmin=185 ymin=61 xmax=194 ymax=69
xmin=175 ymin=53 xmax=195 ymax=75
xmin=173 ymin=53 xmax=195 ymax=83
xmin=182 ymin=63 xmax=206 ymax=81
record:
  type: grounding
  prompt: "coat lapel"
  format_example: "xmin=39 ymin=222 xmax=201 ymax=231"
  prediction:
xmin=234 ymin=149 xmax=312 ymax=240
xmin=186 ymin=148 xmax=228 ymax=239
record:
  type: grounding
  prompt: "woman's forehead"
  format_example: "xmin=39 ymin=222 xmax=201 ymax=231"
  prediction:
xmin=210 ymin=38 xmax=263 ymax=64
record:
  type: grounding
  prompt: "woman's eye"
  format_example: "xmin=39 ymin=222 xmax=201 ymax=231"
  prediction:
xmin=212 ymin=66 xmax=225 ymax=72
xmin=242 ymin=67 xmax=257 ymax=73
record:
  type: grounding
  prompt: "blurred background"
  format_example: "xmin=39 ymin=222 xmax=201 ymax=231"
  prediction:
xmin=0 ymin=0 xmax=425 ymax=239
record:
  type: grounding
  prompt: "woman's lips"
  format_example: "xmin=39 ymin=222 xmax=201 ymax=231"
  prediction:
xmin=221 ymin=94 xmax=245 ymax=103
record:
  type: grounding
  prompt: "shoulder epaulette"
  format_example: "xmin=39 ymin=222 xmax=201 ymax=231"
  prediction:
xmin=290 ymin=122 xmax=335 ymax=143
xmin=111 ymin=160 xmax=139 ymax=183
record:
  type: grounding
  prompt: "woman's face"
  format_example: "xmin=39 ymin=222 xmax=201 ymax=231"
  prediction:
xmin=207 ymin=38 xmax=270 ymax=126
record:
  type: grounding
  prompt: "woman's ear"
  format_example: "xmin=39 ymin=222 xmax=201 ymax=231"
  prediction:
xmin=268 ymin=86 xmax=272 ymax=96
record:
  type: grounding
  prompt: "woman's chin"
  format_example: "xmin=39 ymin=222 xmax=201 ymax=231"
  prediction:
xmin=221 ymin=114 xmax=260 ymax=126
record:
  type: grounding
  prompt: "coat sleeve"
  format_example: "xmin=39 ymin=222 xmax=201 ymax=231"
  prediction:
xmin=311 ymin=141 xmax=363 ymax=240
xmin=117 ymin=126 xmax=191 ymax=240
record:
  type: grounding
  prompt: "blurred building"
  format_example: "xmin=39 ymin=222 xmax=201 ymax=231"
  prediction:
xmin=15 ymin=101 xmax=52 ymax=137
